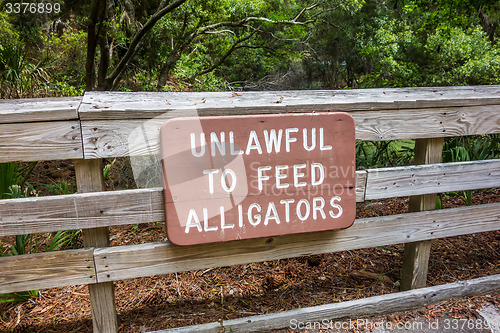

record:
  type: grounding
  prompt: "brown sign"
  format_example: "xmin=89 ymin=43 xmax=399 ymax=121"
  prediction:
xmin=160 ymin=113 xmax=356 ymax=246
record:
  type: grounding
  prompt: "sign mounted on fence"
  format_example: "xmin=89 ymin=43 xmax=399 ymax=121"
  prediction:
xmin=160 ymin=113 xmax=356 ymax=246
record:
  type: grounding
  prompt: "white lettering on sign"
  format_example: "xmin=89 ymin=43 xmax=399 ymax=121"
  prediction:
xmin=229 ymin=131 xmax=243 ymax=155
xmin=275 ymin=165 xmax=289 ymax=189
xmin=221 ymin=169 xmax=237 ymax=193
xmin=264 ymin=129 xmax=282 ymax=153
xmin=160 ymin=113 xmax=356 ymax=245
xmin=210 ymin=132 xmax=225 ymax=156
xmin=182 ymin=127 xmax=344 ymax=234
xmin=246 ymin=130 xmax=263 ymax=155
xmin=319 ymin=128 xmax=333 ymax=151
xmin=303 ymin=128 xmax=316 ymax=151
xmin=203 ymin=208 xmax=217 ymax=232
xmin=293 ymin=164 xmax=307 ymax=187
xmin=184 ymin=196 xmax=345 ymax=234
xmin=254 ymin=163 xmax=326 ymax=191
xmin=329 ymin=196 xmax=343 ymax=218
xmin=280 ymin=198 xmax=294 ymax=223
xmin=189 ymin=127 xmax=333 ymax=158
xmin=203 ymin=169 xmax=219 ymax=194
xmin=190 ymin=133 xmax=206 ymax=157
xmin=311 ymin=163 xmax=325 ymax=186
xmin=285 ymin=128 xmax=299 ymax=152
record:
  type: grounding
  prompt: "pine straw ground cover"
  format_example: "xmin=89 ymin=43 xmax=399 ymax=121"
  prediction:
xmin=0 ymin=160 xmax=499 ymax=332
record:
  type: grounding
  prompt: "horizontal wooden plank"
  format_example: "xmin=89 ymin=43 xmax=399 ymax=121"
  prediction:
xmin=81 ymin=105 xmax=500 ymax=158
xmin=93 ymin=202 xmax=500 ymax=283
xmin=352 ymin=105 xmax=500 ymax=141
xmin=79 ymin=86 xmax=500 ymax=120
xmin=1 ymin=159 xmax=498 ymax=236
xmin=0 ymin=97 xmax=81 ymax=124
xmin=1 ymin=203 xmax=497 ymax=295
xmin=1 ymin=87 xmax=498 ymax=161
xmin=0 ymin=248 xmax=96 ymax=294
xmin=81 ymin=117 xmax=168 ymax=158
xmin=0 ymin=188 xmax=164 ymax=237
xmin=365 ymin=159 xmax=500 ymax=200
xmin=0 ymin=203 xmax=498 ymax=294
xmin=0 ymin=120 xmax=83 ymax=163
xmin=159 ymin=274 xmax=500 ymax=333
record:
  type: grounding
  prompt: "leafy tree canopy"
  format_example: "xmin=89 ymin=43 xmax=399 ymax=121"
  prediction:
xmin=1 ymin=0 xmax=499 ymax=96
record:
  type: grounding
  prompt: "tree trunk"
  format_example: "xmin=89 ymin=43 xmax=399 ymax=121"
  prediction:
xmin=85 ymin=0 xmax=100 ymax=90
xmin=478 ymin=5 xmax=498 ymax=42
xmin=85 ymin=0 xmax=110 ymax=91
xmin=156 ymin=55 xmax=181 ymax=91
xmin=156 ymin=37 xmax=192 ymax=91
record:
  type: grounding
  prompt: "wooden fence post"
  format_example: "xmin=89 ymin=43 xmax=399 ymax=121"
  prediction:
xmin=75 ymin=159 xmax=118 ymax=333
xmin=400 ymin=138 xmax=444 ymax=291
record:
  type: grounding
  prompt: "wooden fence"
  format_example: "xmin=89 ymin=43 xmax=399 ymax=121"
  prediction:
xmin=1 ymin=85 xmax=500 ymax=332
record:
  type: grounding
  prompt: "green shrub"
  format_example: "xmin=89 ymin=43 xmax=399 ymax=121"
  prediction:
xmin=41 ymin=28 xmax=87 ymax=95
xmin=426 ymin=26 xmax=500 ymax=86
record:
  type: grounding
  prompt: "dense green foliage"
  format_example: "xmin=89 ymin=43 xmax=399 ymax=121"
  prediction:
xmin=356 ymin=2 xmax=500 ymax=87
xmin=0 ymin=0 xmax=498 ymax=95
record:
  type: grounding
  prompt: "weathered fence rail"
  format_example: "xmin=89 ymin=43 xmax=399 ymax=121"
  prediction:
xmin=1 ymin=85 xmax=499 ymax=332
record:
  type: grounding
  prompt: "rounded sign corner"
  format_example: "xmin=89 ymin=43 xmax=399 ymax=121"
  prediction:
xmin=166 ymin=229 xmax=189 ymax=246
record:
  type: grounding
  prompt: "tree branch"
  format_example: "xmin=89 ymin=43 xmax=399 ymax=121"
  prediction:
xmin=195 ymin=8 xmax=316 ymax=38
xmin=195 ymin=34 xmax=256 ymax=77
xmin=204 ymin=29 xmax=236 ymax=35
xmin=106 ymin=0 xmax=189 ymax=90
xmin=186 ymin=4 xmax=318 ymax=80
xmin=293 ymin=3 xmax=318 ymax=22
xmin=85 ymin=0 xmax=107 ymax=90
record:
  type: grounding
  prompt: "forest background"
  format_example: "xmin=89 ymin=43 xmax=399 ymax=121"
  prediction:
xmin=1 ymin=0 xmax=500 ymax=97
